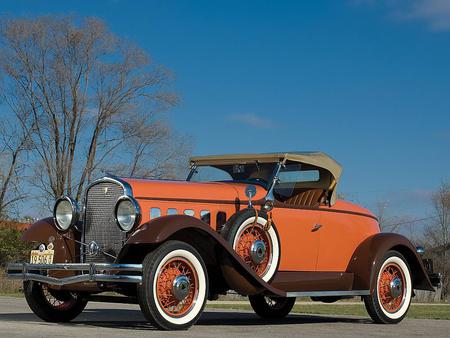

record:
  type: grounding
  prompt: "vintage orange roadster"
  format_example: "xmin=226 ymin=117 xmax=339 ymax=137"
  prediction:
xmin=7 ymin=152 xmax=439 ymax=330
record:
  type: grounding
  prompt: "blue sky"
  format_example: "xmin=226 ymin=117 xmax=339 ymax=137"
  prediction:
xmin=2 ymin=0 xmax=449 ymax=220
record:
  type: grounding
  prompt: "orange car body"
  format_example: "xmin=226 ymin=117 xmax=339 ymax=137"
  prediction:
xmin=126 ymin=178 xmax=379 ymax=273
xmin=8 ymin=151 xmax=435 ymax=302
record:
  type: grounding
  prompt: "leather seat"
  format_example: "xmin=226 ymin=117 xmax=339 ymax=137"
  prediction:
xmin=283 ymin=188 xmax=326 ymax=207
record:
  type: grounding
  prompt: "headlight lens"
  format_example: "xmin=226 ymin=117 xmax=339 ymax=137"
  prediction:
xmin=115 ymin=196 xmax=140 ymax=232
xmin=54 ymin=197 xmax=79 ymax=231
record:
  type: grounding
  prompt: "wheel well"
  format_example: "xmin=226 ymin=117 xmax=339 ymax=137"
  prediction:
xmin=118 ymin=228 xmax=231 ymax=298
xmin=391 ymin=244 xmax=429 ymax=290
xmin=166 ymin=228 xmax=230 ymax=297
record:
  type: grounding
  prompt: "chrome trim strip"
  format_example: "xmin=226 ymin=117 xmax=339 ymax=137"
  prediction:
xmin=285 ymin=290 xmax=370 ymax=297
xmin=7 ymin=263 xmax=142 ymax=272
xmin=86 ymin=175 xmax=133 ymax=196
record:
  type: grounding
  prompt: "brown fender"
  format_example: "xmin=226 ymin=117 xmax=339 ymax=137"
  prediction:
xmin=346 ymin=232 xmax=434 ymax=293
xmin=120 ymin=214 xmax=285 ymax=297
xmin=22 ymin=218 xmax=80 ymax=279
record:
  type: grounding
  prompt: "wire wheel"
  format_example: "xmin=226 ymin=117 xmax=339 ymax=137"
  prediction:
xmin=23 ymin=281 xmax=87 ymax=322
xmin=42 ymin=285 xmax=77 ymax=310
xmin=234 ymin=223 xmax=272 ymax=277
xmin=137 ymin=241 xmax=208 ymax=330
xmin=377 ymin=263 xmax=406 ymax=313
xmin=363 ymin=250 xmax=412 ymax=324
xmin=156 ymin=257 xmax=198 ymax=317
xmin=249 ymin=295 xmax=296 ymax=319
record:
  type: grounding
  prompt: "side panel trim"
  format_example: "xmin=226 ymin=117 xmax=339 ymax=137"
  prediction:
xmin=286 ymin=290 xmax=370 ymax=297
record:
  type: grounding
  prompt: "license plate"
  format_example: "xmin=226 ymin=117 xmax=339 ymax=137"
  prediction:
xmin=30 ymin=250 xmax=54 ymax=264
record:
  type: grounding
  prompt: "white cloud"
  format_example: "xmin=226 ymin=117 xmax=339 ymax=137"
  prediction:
xmin=226 ymin=113 xmax=277 ymax=129
xmin=401 ymin=0 xmax=450 ymax=31
xmin=352 ymin=0 xmax=450 ymax=31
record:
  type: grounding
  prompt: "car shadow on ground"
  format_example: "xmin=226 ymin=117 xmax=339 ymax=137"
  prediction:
xmin=0 ymin=309 xmax=373 ymax=330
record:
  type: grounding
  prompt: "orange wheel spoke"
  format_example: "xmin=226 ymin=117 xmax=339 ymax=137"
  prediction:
xmin=235 ymin=223 xmax=271 ymax=277
xmin=378 ymin=263 xmax=406 ymax=313
xmin=156 ymin=257 xmax=198 ymax=317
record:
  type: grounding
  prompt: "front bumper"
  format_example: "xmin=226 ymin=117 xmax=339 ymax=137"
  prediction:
xmin=6 ymin=263 xmax=142 ymax=286
xmin=422 ymin=258 xmax=442 ymax=288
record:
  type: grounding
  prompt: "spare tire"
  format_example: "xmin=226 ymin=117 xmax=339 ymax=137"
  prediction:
xmin=221 ymin=209 xmax=280 ymax=282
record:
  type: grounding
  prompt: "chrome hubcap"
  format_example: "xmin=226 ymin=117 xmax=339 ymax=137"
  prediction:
xmin=172 ymin=275 xmax=190 ymax=301
xmin=390 ymin=277 xmax=403 ymax=298
xmin=250 ymin=240 xmax=266 ymax=264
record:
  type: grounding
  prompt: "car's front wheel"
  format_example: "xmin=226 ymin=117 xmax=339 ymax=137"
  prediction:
xmin=24 ymin=281 xmax=87 ymax=322
xmin=249 ymin=295 xmax=296 ymax=319
xmin=137 ymin=240 xmax=208 ymax=330
xmin=363 ymin=250 xmax=412 ymax=324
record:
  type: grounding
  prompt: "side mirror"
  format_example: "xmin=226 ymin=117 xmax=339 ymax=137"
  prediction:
xmin=245 ymin=185 xmax=257 ymax=208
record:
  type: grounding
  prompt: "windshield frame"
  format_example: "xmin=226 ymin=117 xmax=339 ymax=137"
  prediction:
xmin=186 ymin=161 xmax=281 ymax=190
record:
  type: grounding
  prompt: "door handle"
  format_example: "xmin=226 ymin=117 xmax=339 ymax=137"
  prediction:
xmin=311 ymin=224 xmax=323 ymax=232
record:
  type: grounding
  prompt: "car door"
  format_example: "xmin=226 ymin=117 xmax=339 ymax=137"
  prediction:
xmin=272 ymin=164 xmax=321 ymax=271
xmin=272 ymin=207 xmax=321 ymax=271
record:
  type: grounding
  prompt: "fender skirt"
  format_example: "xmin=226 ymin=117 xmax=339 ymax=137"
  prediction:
xmin=120 ymin=215 xmax=286 ymax=297
xmin=346 ymin=232 xmax=434 ymax=293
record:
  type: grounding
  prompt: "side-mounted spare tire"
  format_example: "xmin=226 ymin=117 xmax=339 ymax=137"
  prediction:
xmin=221 ymin=208 xmax=280 ymax=282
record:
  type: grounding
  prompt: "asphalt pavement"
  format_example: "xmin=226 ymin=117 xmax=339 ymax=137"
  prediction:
xmin=0 ymin=296 xmax=449 ymax=337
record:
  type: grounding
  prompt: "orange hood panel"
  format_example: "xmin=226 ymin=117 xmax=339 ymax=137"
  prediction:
xmin=123 ymin=178 xmax=267 ymax=202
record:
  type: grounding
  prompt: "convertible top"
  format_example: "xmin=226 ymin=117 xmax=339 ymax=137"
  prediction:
xmin=190 ymin=151 xmax=342 ymax=182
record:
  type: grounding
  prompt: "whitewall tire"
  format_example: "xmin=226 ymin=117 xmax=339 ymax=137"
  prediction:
xmin=137 ymin=241 xmax=208 ymax=330
xmin=364 ymin=250 xmax=412 ymax=324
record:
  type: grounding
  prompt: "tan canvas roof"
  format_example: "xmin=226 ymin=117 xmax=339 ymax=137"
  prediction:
xmin=190 ymin=151 xmax=342 ymax=181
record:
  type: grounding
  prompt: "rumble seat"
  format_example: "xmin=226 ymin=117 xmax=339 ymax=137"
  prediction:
xmin=277 ymin=188 xmax=327 ymax=208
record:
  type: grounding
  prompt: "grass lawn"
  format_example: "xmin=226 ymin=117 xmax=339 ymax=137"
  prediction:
xmin=206 ymin=303 xmax=450 ymax=320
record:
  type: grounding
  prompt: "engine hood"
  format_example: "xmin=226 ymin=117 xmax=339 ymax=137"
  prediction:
xmin=122 ymin=178 xmax=267 ymax=203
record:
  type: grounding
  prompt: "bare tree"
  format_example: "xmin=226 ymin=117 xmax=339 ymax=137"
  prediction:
xmin=424 ymin=181 xmax=450 ymax=300
xmin=109 ymin=111 xmax=192 ymax=179
xmin=373 ymin=199 xmax=402 ymax=233
xmin=0 ymin=16 xmax=185 ymax=206
xmin=0 ymin=113 xmax=34 ymax=218
xmin=374 ymin=199 xmax=390 ymax=231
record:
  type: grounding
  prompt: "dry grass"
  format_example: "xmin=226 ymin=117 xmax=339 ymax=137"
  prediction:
xmin=207 ymin=302 xmax=450 ymax=320
xmin=0 ymin=269 xmax=22 ymax=296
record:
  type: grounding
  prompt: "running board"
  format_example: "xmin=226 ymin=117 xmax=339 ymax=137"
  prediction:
xmin=285 ymin=290 xmax=370 ymax=297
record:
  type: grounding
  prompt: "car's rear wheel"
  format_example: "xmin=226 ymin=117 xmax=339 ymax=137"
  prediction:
xmin=221 ymin=209 xmax=280 ymax=282
xmin=137 ymin=240 xmax=208 ymax=330
xmin=363 ymin=250 xmax=412 ymax=324
xmin=249 ymin=295 xmax=296 ymax=319
xmin=23 ymin=281 xmax=87 ymax=322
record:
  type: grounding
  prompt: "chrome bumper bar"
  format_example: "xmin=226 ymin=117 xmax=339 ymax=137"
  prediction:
xmin=6 ymin=263 xmax=143 ymax=286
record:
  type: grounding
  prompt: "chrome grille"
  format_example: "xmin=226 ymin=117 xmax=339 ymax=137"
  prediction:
xmin=83 ymin=181 xmax=125 ymax=263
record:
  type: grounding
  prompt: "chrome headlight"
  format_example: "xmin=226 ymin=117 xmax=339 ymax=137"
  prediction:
xmin=53 ymin=196 xmax=79 ymax=231
xmin=115 ymin=196 xmax=141 ymax=232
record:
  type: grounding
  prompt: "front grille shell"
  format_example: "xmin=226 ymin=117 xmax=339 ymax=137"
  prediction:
xmin=82 ymin=180 xmax=126 ymax=263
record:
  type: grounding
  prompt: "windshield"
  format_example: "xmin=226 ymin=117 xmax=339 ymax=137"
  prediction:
xmin=188 ymin=163 xmax=277 ymax=187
